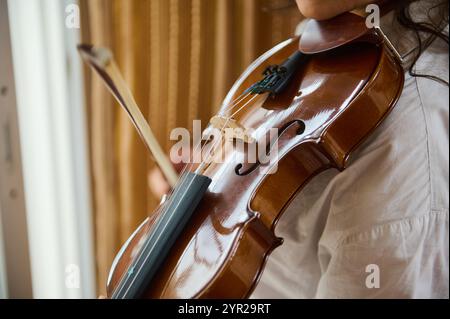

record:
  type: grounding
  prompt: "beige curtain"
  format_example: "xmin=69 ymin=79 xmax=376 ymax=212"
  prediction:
xmin=80 ymin=0 xmax=301 ymax=295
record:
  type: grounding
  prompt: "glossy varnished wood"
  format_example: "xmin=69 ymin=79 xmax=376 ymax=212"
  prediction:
xmin=299 ymin=13 xmax=371 ymax=54
xmin=107 ymin=34 xmax=404 ymax=298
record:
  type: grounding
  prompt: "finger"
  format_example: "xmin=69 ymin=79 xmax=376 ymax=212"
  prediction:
xmin=148 ymin=167 xmax=171 ymax=198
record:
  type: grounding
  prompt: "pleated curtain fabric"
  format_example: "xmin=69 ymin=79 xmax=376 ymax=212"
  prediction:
xmin=80 ymin=0 xmax=301 ymax=295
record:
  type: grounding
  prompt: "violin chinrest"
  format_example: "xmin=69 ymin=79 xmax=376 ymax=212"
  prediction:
xmin=299 ymin=12 xmax=370 ymax=54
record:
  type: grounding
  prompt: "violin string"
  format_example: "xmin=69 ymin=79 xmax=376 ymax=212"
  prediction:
xmin=229 ymin=92 xmax=266 ymax=119
xmin=153 ymin=92 xmax=259 ymax=226
xmin=192 ymin=92 xmax=265 ymax=174
xmin=113 ymin=152 xmax=207 ymax=298
xmin=116 ymin=94 xmax=261 ymax=298
xmin=171 ymin=94 xmax=264 ymax=209
xmin=175 ymin=95 xmax=261 ymax=206
xmin=222 ymin=92 xmax=252 ymax=114
xmin=113 ymin=91 xmax=258 ymax=298
xmin=141 ymin=91 xmax=252 ymax=212
xmin=201 ymin=92 xmax=269 ymax=172
xmin=166 ymin=91 xmax=252 ymax=195
xmin=112 ymin=93 xmax=250 ymax=297
xmin=118 ymin=94 xmax=264 ymax=298
xmin=192 ymin=94 xmax=261 ymax=175
xmin=116 ymin=93 xmax=266 ymax=298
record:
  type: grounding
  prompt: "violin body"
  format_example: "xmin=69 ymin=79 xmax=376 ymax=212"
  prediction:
xmin=106 ymin=23 xmax=404 ymax=298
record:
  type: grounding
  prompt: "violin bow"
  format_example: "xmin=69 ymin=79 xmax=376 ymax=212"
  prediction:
xmin=77 ymin=45 xmax=179 ymax=188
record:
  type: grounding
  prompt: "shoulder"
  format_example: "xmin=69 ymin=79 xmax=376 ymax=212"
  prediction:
xmin=315 ymin=35 xmax=449 ymax=298
xmin=316 ymin=33 xmax=449 ymax=246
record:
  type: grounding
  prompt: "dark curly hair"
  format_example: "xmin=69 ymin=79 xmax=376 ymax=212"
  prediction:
xmin=395 ymin=0 xmax=449 ymax=85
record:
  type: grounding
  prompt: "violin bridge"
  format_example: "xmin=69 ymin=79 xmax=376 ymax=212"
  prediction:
xmin=209 ymin=115 xmax=255 ymax=144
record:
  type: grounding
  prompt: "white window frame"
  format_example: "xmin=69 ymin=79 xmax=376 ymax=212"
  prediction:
xmin=0 ymin=0 xmax=33 ymax=299
xmin=0 ymin=208 xmax=7 ymax=299
xmin=7 ymin=0 xmax=95 ymax=298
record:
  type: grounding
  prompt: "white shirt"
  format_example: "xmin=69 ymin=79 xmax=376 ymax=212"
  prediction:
xmin=252 ymin=8 xmax=449 ymax=299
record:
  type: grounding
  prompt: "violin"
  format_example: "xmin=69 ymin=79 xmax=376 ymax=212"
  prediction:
xmin=79 ymin=10 xmax=404 ymax=299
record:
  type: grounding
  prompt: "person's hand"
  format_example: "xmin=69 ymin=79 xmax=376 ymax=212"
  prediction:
xmin=295 ymin=0 xmax=379 ymax=20
xmin=148 ymin=166 xmax=172 ymax=199
xmin=148 ymin=161 xmax=187 ymax=199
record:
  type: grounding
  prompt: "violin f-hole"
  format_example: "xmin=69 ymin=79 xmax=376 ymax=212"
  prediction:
xmin=235 ymin=120 xmax=306 ymax=176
